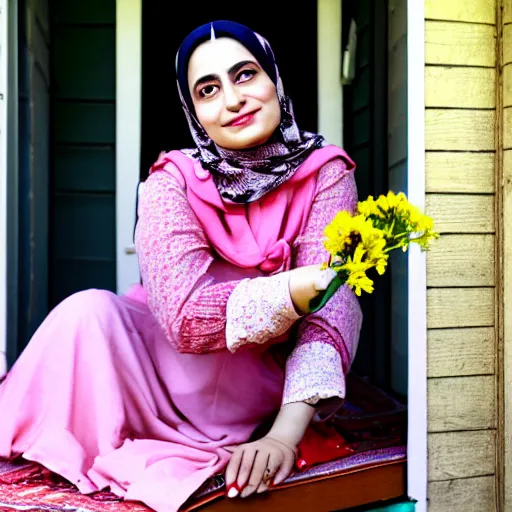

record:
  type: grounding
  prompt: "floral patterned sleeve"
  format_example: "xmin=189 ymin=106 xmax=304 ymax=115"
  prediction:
xmin=225 ymin=272 xmax=300 ymax=353
xmin=135 ymin=167 xmax=299 ymax=354
xmin=282 ymin=158 xmax=363 ymax=405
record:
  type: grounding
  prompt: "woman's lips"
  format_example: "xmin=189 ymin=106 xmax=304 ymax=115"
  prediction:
xmin=227 ymin=110 xmax=258 ymax=127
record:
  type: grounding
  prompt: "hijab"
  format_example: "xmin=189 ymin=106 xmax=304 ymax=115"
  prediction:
xmin=175 ymin=20 xmax=326 ymax=204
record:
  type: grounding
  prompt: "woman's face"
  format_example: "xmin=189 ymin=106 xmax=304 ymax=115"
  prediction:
xmin=187 ymin=38 xmax=281 ymax=150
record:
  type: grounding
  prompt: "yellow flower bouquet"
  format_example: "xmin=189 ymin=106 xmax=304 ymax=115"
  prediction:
xmin=308 ymin=191 xmax=439 ymax=313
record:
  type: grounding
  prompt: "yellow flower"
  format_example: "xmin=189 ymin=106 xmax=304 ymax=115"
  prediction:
xmin=358 ymin=191 xmax=409 ymax=224
xmin=355 ymin=239 xmax=387 ymax=275
xmin=395 ymin=200 xmax=430 ymax=231
xmin=357 ymin=196 xmax=380 ymax=218
xmin=323 ymin=211 xmax=378 ymax=257
xmin=323 ymin=190 xmax=439 ymax=298
xmin=358 ymin=228 xmax=388 ymax=275
xmin=342 ymin=245 xmax=372 ymax=273
xmin=376 ymin=194 xmax=390 ymax=213
xmin=324 ymin=206 xmax=389 ymax=278
xmin=394 ymin=200 xmax=439 ymax=249
xmin=345 ymin=271 xmax=374 ymax=296
xmin=373 ymin=251 xmax=389 ymax=274
xmin=387 ymin=191 xmax=407 ymax=209
xmin=324 ymin=211 xmax=350 ymax=254
xmin=341 ymin=244 xmax=381 ymax=296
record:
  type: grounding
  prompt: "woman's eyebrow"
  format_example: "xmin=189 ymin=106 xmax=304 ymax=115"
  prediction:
xmin=227 ymin=60 xmax=259 ymax=75
xmin=193 ymin=74 xmax=218 ymax=91
xmin=193 ymin=60 xmax=259 ymax=91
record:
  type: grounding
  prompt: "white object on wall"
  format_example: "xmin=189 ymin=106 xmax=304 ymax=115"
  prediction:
xmin=341 ymin=18 xmax=357 ymax=85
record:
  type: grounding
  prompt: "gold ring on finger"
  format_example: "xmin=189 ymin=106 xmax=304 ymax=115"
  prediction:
xmin=262 ymin=467 xmax=276 ymax=484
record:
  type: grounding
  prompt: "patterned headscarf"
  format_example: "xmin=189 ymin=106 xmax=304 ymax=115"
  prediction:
xmin=175 ymin=20 xmax=326 ymax=204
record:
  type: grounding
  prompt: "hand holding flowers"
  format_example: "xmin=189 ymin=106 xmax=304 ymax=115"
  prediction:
xmin=309 ymin=191 xmax=439 ymax=312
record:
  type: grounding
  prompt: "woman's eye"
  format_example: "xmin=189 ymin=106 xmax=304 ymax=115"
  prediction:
xmin=199 ymin=84 xmax=219 ymax=98
xmin=236 ymin=69 xmax=256 ymax=83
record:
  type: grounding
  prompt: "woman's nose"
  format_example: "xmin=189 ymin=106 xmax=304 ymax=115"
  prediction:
xmin=224 ymin=82 xmax=245 ymax=112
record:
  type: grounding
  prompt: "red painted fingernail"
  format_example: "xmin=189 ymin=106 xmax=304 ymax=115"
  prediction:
xmin=227 ymin=483 xmax=240 ymax=498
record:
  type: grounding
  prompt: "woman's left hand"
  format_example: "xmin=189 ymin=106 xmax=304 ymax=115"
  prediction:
xmin=224 ymin=435 xmax=296 ymax=498
xmin=288 ymin=264 xmax=338 ymax=314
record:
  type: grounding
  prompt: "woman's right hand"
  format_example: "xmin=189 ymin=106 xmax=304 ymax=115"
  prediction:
xmin=288 ymin=264 xmax=337 ymax=314
xmin=224 ymin=435 xmax=296 ymax=498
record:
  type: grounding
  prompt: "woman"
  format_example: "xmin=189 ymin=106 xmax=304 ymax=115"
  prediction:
xmin=0 ymin=20 xmax=362 ymax=512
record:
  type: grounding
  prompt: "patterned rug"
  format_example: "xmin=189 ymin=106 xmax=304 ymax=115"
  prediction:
xmin=0 ymin=458 xmax=150 ymax=511
xmin=0 ymin=446 xmax=406 ymax=512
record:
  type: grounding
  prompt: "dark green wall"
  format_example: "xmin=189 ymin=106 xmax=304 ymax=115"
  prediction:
xmin=49 ymin=0 xmax=116 ymax=307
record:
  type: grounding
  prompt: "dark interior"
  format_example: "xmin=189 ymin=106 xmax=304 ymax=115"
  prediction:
xmin=140 ymin=1 xmax=318 ymax=179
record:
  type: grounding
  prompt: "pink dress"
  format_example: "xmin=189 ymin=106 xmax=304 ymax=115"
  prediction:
xmin=0 ymin=151 xmax=362 ymax=512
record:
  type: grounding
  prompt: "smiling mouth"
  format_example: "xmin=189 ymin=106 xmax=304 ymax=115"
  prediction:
xmin=226 ymin=110 xmax=259 ymax=127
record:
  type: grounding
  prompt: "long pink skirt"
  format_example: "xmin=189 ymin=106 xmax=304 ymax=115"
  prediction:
xmin=0 ymin=286 xmax=284 ymax=511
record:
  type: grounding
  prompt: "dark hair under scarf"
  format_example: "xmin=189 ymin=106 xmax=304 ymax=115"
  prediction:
xmin=176 ymin=20 xmax=326 ymax=204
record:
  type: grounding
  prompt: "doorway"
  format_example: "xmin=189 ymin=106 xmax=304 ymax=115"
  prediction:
xmin=139 ymin=1 xmax=401 ymax=392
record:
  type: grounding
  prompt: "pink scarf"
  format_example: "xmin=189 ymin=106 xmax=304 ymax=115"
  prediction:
xmin=149 ymin=145 xmax=355 ymax=273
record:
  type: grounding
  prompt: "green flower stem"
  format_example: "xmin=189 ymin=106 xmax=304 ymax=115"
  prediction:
xmin=384 ymin=242 xmax=408 ymax=253
xmin=308 ymin=272 xmax=345 ymax=313
xmin=391 ymin=231 xmax=411 ymax=239
xmin=386 ymin=217 xmax=396 ymax=237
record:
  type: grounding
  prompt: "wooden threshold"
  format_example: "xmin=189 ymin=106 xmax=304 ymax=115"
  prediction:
xmin=190 ymin=461 xmax=406 ymax=512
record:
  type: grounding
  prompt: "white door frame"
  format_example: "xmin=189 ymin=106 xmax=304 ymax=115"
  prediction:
xmin=406 ymin=0 xmax=427 ymax=509
xmin=317 ymin=0 xmax=343 ymax=147
xmin=115 ymin=0 xmax=142 ymax=295
xmin=0 ymin=0 xmax=8 ymax=376
xmin=115 ymin=1 xmax=428 ymax=508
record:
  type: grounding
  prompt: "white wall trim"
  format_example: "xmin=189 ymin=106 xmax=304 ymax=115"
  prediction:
xmin=116 ymin=0 xmax=142 ymax=294
xmin=0 ymin=0 xmax=8 ymax=375
xmin=406 ymin=1 xmax=427 ymax=509
xmin=317 ymin=0 xmax=343 ymax=147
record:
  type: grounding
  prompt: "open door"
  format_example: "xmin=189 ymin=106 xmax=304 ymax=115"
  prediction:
xmin=342 ymin=0 xmax=393 ymax=392
xmin=16 ymin=0 xmax=50 ymax=353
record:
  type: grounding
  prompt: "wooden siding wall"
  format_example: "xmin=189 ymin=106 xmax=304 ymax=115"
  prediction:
xmin=424 ymin=1 xmax=498 ymax=510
